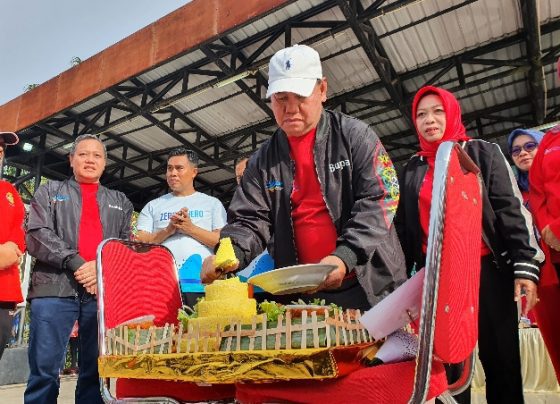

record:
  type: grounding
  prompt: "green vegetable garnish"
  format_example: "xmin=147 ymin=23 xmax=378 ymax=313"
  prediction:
xmin=177 ymin=304 xmax=199 ymax=329
xmin=258 ymin=300 xmax=286 ymax=322
xmin=289 ymin=298 xmax=342 ymax=316
xmin=328 ymin=303 xmax=343 ymax=316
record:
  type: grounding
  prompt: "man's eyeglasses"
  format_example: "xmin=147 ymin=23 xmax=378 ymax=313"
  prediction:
xmin=511 ymin=141 xmax=538 ymax=157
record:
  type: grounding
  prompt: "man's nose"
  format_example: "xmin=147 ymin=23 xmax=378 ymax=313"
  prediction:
xmin=285 ymin=99 xmax=299 ymax=113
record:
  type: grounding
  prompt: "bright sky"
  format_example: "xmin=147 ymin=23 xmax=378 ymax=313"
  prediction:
xmin=0 ymin=0 xmax=191 ymax=106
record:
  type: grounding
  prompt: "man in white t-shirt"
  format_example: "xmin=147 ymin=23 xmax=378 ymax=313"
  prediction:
xmin=136 ymin=148 xmax=227 ymax=306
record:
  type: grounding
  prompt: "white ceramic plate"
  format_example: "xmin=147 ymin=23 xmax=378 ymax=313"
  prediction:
xmin=247 ymin=264 xmax=337 ymax=295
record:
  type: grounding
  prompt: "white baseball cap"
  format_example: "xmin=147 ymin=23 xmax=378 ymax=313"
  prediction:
xmin=266 ymin=44 xmax=323 ymax=98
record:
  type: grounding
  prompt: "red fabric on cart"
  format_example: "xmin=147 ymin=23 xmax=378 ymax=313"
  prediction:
xmin=330 ymin=344 xmax=374 ymax=376
xmin=99 ymin=240 xmax=234 ymax=401
xmin=116 ymin=379 xmax=235 ymax=402
xmin=100 ymin=241 xmax=182 ymax=328
xmin=433 ymin=148 xmax=481 ymax=363
xmin=235 ymin=360 xmax=447 ymax=404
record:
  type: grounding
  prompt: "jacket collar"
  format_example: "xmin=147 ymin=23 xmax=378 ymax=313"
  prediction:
xmin=314 ymin=109 xmax=329 ymax=145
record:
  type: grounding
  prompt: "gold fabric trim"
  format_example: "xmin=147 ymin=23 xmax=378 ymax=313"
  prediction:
xmin=98 ymin=348 xmax=337 ymax=383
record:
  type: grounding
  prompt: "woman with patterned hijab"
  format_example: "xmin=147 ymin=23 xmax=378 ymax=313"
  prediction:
xmin=508 ymin=128 xmax=544 ymax=206
xmin=396 ymin=86 xmax=543 ymax=403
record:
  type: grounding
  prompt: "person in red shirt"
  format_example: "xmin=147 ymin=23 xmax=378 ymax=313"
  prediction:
xmin=24 ymin=134 xmax=133 ymax=404
xmin=529 ymin=122 xmax=560 ymax=383
xmin=202 ymin=45 xmax=405 ymax=311
xmin=0 ymin=131 xmax=25 ymax=361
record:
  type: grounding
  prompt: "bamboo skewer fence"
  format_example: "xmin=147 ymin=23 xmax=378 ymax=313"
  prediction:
xmin=105 ymin=308 xmax=374 ymax=355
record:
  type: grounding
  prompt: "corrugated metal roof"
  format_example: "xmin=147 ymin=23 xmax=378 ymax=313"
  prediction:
xmin=226 ymin=0 xmax=324 ymax=43
xmin=129 ymin=178 xmax=163 ymax=189
xmin=71 ymin=93 xmax=116 ymax=114
xmin=373 ymin=0 xmax=521 ymax=73
xmin=541 ymin=0 xmax=560 ymax=23
xmin=137 ymin=49 xmax=208 ymax=84
xmin=121 ymin=125 xmax=184 ymax=151
xmin=185 ymin=93 xmax=271 ymax=135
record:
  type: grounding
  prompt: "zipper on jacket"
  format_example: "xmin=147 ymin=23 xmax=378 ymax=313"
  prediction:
xmin=416 ymin=160 xmax=427 ymax=260
xmin=289 ymin=159 xmax=299 ymax=264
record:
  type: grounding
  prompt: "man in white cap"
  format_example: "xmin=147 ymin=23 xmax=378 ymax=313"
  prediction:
xmin=0 ymin=132 xmax=25 ymax=361
xmin=202 ymin=45 xmax=406 ymax=310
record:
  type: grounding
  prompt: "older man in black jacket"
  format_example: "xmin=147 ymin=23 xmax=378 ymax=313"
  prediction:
xmin=24 ymin=134 xmax=133 ymax=404
xmin=202 ymin=45 xmax=406 ymax=310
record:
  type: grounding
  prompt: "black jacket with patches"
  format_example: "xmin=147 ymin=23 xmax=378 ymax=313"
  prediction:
xmin=221 ymin=109 xmax=406 ymax=306
xmin=26 ymin=177 xmax=133 ymax=299
xmin=396 ymin=139 xmax=544 ymax=282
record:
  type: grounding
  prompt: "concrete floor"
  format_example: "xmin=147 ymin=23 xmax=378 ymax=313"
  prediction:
xmin=0 ymin=375 xmax=77 ymax=404
xmin=0 ymin=376 xmax=117 ymax=404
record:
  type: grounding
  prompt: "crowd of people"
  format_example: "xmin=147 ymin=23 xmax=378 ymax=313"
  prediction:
xmin=0 ymin=44 xmax=558 ymax=404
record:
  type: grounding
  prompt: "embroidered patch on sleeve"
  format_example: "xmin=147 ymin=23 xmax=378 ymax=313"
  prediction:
xmin=375 ymin=145 xmax=399 ymax=221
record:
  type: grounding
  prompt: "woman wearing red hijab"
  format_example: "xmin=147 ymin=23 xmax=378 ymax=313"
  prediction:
xmin=396 ymin=86 xmax=543 ymax=403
